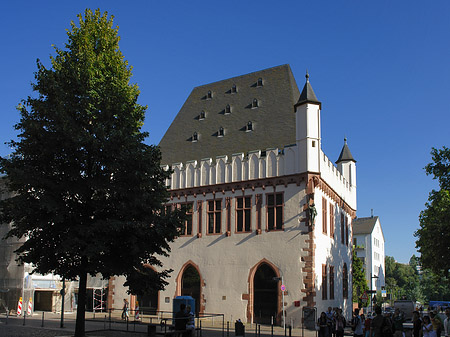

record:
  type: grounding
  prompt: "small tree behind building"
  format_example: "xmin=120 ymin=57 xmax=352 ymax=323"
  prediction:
xmin=0 ymin=9 xmax=182 ymax=337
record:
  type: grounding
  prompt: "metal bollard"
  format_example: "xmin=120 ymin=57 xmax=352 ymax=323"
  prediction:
xmin=258 ymin=324 xmax=261 ymax=337
xmin=227 ymin=321 xmax=230 ymax=337
xmin=289 ymin=326 xmax=292 ymax=337
xmin=271 ymin=318 xmax=274 ymax=337
xmin=104 ymin=315 xmax=107 ymax=330
xmin=255 ymin=323 xmax=258 ymax=337
xmin=23 ymin=312 xmax=26 ymax=325
xmin=42 ymin=311 xmax=45 ymax=327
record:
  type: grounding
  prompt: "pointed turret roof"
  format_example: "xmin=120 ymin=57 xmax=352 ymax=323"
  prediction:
xmin=294 ymin=71 xmax=321 ymax=108
xmin=336 ymin=138 xmax=356 ymax=163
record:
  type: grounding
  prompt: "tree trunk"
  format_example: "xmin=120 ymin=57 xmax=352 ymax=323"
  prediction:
xmin=75 ymin=269 xmax=88 ymax=337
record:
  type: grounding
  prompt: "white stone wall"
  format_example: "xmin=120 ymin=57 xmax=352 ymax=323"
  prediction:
xmin=157 ymin=182 xmax=310 ymax=326
xmin=314 ymin=189 xmax=353 ymax=320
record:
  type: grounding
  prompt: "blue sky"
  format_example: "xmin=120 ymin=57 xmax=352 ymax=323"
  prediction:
xmin=1 ymin=1 xmax=449 ymax=264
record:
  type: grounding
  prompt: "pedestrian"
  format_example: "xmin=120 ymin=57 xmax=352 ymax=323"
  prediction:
xmin=392 ymin=308 xmax=404 ymax=337
xmin=365 ymin=313 xmax=372 ymax=337
xmin=431 ymin=311 xmax=443 ymax=337
xmin=352 ymin=308 xmax=364 ymax=337
xmin=444 ymin=308 xmax=450 ymax=337
xmin=413 ymin=311 xmax=422 ymax=337
xmin=318 ymin=312 xmax=329 ymax=337
xmin=423 ymin=315 xmax=436 ymax=337
xmin=326 ymin=307 xmax=335 ymax=337
xmin=175 ymin=303 xmax=189 ymax=337
xmin=371 ymin=306 xmax=384 ymax=337
xmin=186 ymin=305 xmax=195 ymax=337
xmin=122 ymin=299 xmax=129 ymax=320
xmin=335 ymin=308 xmax=346 ymax=337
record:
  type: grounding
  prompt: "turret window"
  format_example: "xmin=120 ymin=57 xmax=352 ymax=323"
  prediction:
xmin=218 ymin=127 xmax=224 ymax=137
xmin=225 ymin=104 xmax=231 ymax=114
xmin=192 ymin=132 xmax=198 ymax=142
xmin=252 ymin=99 xmax=258 ymax=108
xmin=199 ymin=110 xmax=206 ymax=120
xmin=231 ymin=84 xmax=237 ymax=93
xmin=257 ymin=77 xmax=263 ymax=87
xmin=246 ymin=121 xmax=253 ymax=132
xmin=207 ymin=90 xmax=212 ymax=99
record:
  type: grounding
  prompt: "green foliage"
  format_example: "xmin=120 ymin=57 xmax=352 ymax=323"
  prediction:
xmin=385 ymin=255 xmax=422 ymax=302
xmin=415 ymin=146 xmax=450 ymax=277
xmin=0 ymin=8 xmax=182 ymax=336
xmin=352 ymin=247 xmax=369 ymax=305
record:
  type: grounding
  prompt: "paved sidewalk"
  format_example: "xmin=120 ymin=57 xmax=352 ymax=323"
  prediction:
xmin=0 ymin=312 xmax=319 ymax=337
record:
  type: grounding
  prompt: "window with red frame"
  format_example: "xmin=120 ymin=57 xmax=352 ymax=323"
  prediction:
xmin=267 ymin=193 xmax=283 ymax=231
xmin=330 ymin=203 xmax=335 ymax=238
xmin=207 ymin=199 xmax=222 ymax=234
xmin=179 ymin=203 xmax=193 ymax=236
xmin=330 ymin=265 xmax=335 ymax=300
xmin=236 ymin=196 xmax=251 ymax=232
xmin=322 ymin=264 xmax=328 ymax=300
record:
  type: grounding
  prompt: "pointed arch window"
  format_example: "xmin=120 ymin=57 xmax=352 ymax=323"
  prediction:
xmin=252 ymin=98 xmax=259 ymax=108
xmin=225 ymin=104 xmax=231 ymax=114
xmin=257 ymin=77 xmax=263 ymax=87
xmin=231 ymin=84 xmax=237 ymax=93
xmin=199 ymin=110 xmax=206 ymax=120
xmin=192 ymin=132 xmax=198 ymax=142
xmin=246 ymin=121 xmax=253 ymax=132
xmin=207 ymin=90 xmax=212 ymax=99
xmin=218 ymin=127 xmax=224 ymax=137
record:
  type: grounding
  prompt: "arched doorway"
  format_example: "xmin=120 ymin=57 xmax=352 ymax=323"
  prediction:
xmin=137 ymin=265 xmax=159 ymax=314
xmin=181 ymin=265 xmax=201 ymax=314
xmin=253 ymin=263 xmax=278 ymax=324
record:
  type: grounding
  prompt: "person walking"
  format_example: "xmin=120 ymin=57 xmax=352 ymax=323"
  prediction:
xmin=352 ymin=308 xmax=364 ymax=337
xmin=393 ymin=308 xmax=405 ymax=337
xmin=370 ymin=307 xmax=384 ymax=337
xmin=335 ymin=309 xmax=346 ymax=337
xmin=122 ymin=299 xmax=129 ymax=320
xmin=413 ymin=311 xmax=422 ymax=337
xmin=318 ymin=312 xmax=330 ymax=337
xmin=423 ymin=315 xmax=437 ymax=337
xmin=175 ymin=303 xmax=189 ymax=337
xmin=186 ymin=305 xmax=195 ymax=337
xmin=444 ymin=308 xmax=450 ymax=337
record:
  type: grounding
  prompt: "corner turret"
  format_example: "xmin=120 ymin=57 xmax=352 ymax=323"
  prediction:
xmin=336 ymin=138 xmax=356 ymax=187
xmin=294 ymin=71 xmax=321 ymax=174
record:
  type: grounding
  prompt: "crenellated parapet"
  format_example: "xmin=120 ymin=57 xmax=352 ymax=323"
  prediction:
xmin=162 ymin=145 xmax=356 ymax=207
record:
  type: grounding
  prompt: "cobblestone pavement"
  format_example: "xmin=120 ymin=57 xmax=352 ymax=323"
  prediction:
xmin=0 ymin=312 xmax=318 ymax=337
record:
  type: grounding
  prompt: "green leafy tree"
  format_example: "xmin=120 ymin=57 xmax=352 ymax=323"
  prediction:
xmin=415 ymin=147 xmax=450 ymax=277
xmin=352 ymin=247 xmax=369 ymax=306
xmin=0 ymin=9 xmax=182 ymax=336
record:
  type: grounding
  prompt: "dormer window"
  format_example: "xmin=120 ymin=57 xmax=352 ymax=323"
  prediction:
xmin=257 ymin=77 xmax=263 ymax=87
xmin=246 ymin=121 xmax=253 ymax=132
xmin=207 ymin=90 xmax=212 ymax=99
xmin=192 ymin=132 xmax=198 ymax=142
xmin=231 ymin=84 xmax=237 ymax=93
xmin=200 ymin=110 xmax=206 ymax=120
xmin=218 ymin=127 xmax=224 ymax=137
xmin=252 ymin=99 xmax=259 ymax=108
xmin=225 ymin=104 xmax=231 ymax=114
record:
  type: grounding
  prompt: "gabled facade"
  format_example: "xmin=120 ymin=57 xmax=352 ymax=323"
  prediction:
xmin=352 ymin=216 xmax=386 ymax=292
xmin=120 ymin=65 xmax=358 ymax=325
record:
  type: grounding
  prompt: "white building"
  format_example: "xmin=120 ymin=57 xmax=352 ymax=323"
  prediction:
xmin=109 ymin=65 xmax=357 ymax=325
xmin=352 ymin=216 xmax=385 ymax=292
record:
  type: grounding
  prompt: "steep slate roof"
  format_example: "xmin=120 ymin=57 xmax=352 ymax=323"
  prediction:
xmin=158 ymin=65 xmax=300 ymax=166
xmin=353 ymin=216 xmax=379 ymax=235
xmin=336 ymin=138 xmax=356 ymax=163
